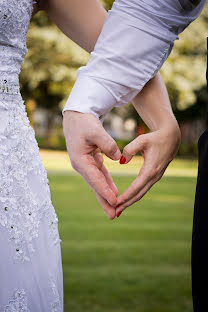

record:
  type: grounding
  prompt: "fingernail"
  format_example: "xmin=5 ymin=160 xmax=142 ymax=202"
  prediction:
xmin=120 ymin=155 xmax=126 ymax=164
xmin=116 ymin=210 xmax=122 ymax=218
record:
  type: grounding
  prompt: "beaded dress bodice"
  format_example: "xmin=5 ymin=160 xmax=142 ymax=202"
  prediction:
xmin=0 ymin=0 xmax=35 ymax=89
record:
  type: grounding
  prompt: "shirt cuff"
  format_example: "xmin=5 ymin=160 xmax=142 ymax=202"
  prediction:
xmin=62 ymin=73 xmax=118 ymax=124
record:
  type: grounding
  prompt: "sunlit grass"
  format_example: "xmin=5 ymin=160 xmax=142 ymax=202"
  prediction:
xmin=45 ymin=149 xmax=197 ymax=311
xmin=40 ymin=149 xmax=198 ymax=177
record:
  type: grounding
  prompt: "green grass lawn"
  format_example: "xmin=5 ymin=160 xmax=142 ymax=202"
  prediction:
xmin=43 ymin=149 xmax=198 ymax=312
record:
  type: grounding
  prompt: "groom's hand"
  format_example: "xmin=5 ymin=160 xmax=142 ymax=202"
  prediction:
xmin=63 ymin=110 xmax=121 ymax=220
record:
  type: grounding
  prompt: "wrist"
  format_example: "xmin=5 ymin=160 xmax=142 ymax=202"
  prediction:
xmin=148 ymin=113 xmax=181 ymax=144
xmin=62 ymin=109 xmax=106 ymax=128
xmin=159 ymin=119 xmax=181 ymax=145
xmin=148 ymin=112 xmax=179 ymax=132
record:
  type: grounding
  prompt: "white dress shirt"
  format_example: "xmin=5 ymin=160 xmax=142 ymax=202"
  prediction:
xmin=63 ymin=0 xmax=207 ymax=124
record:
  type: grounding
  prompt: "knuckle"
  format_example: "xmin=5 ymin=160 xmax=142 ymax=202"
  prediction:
xmin=107 ymin=140 xmax=117 ymax=154
xmin=137 ymin=135 xmax=146 ymax=147
xmin=139 ymin=134 xmax=147 ymax=144
xmin=122 ymin=146 xmax=132 ymax=156
xmin=149 ymin=168 xmax=157 ymax=179
xmin=70 ymin=159 xmax=79 ymax=171
xmin=89 ymin=127 xmax=99 ymax=139
xmin=157 ymin=172 xmax=164 ymax=182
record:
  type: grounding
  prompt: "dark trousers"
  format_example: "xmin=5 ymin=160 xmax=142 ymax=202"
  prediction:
xmin=192 ymin=127 xmax=208 ymax=311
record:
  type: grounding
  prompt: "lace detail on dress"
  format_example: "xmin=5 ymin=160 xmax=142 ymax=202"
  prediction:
xmin=4 ymin=279 xmax=62 ymax=312
xmin=0 ymin=0 xmax=36 ymax=83
xmin=4 ymin=289 xmax=29 ymax=312
xmin=50 ymin=275 xmax=62 ymax=312
xmin=0 ymin=0 xmax=35 ymax=50
xmin=0 ymin=0 xmax=62 ymax=263
xmin=0 ymin=0 xmax=63 ymax=310
xmin=0 ymin=95 xmax=62 ymax=263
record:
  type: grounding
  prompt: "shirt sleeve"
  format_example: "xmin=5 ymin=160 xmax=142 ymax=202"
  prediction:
xmin=62 ymin=0 xmax=203 ymax=124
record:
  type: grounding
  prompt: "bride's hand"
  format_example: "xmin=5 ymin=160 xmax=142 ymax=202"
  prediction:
xmin=115 ymin=125 xmax=181 ymax=217
xmin=114 ymin=73 xmax=181 ymax=217
xmin=63 ymin=110 xmax=121 ymax=220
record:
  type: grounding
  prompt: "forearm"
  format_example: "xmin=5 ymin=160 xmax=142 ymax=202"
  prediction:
xmin=40 ymin=0 xmax=206 ymax=127
xmin=132 ymin=72 xmax=180 ymax=133
xmin=42 ymin=0 xmax=178 ymax=129
xmin=62 ymin=1 xmax=175 ymax=123
xmin=41 ymin=0 xmax=107 ymax=53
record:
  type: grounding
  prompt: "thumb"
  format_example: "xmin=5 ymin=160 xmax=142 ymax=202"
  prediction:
xmin=121 ymin=135 xmax=147 ymax=164
xmin=93 ymin=126 xmax=121 ymax=161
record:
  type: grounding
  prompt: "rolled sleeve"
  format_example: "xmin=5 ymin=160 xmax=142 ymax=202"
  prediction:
xmin=62 ymin=71 xmax=118 ymax=124
xmin=63 ymin=0 xmax=200 ymax=123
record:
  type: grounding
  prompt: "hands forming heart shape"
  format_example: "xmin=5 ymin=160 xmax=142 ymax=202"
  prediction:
xmin=63 ymin=111 xmax=181 ymax=220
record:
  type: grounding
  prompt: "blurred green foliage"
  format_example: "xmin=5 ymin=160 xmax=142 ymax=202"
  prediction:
xmin=19 ymin=1 xmax=208 ymax=153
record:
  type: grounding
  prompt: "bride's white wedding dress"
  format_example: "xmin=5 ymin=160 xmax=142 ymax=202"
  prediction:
xmin=0 ymin=0 xmax=63 ymax=311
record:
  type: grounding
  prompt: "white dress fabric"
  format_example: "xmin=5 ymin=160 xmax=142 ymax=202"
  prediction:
xmin=0 ymin=1 xmax=63 ymax=311
xmin=63 ymin=0 xmax=207 ymax=124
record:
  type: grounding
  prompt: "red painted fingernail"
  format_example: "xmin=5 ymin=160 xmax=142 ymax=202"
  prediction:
xmin=116 ymin=210 xmax=122 ymax=218
xmin=120 ymin=155 xmax=126 ymax=164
